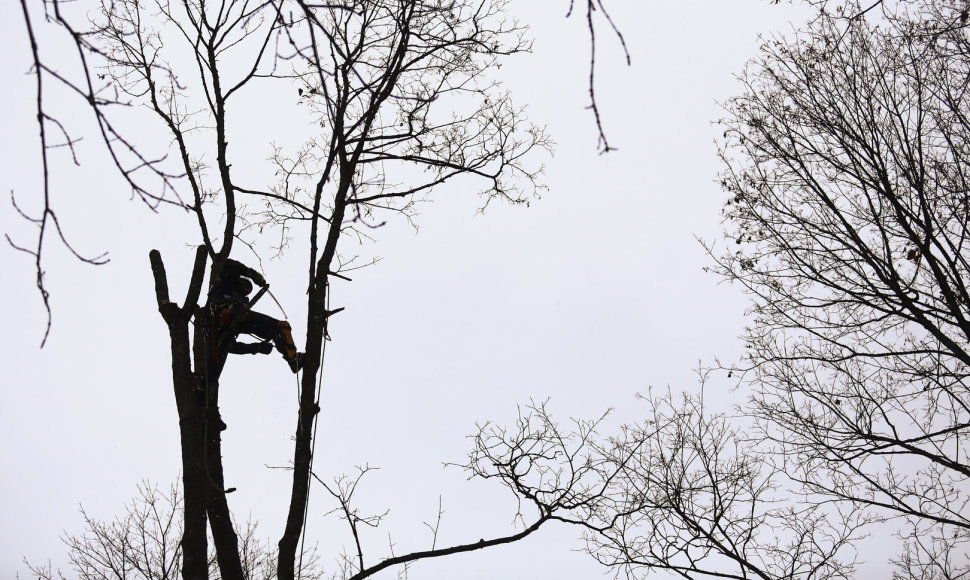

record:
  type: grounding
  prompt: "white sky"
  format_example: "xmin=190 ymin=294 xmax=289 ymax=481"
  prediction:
xmin=0 ymin=1 xmax=880 ymax=578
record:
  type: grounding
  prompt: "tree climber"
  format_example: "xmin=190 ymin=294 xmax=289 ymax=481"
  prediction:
xmin=205 ymin=258 xmax=303 ymax=383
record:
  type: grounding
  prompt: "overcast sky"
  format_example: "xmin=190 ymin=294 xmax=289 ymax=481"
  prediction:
xmin=0 ymin=1 xmax=852 ymax=578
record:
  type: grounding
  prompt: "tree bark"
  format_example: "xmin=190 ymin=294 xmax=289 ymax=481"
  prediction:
xmin=205 ymin=415 xmax=244 ymax=580
xmin=199 ymin=337 xmax=244 ymax=580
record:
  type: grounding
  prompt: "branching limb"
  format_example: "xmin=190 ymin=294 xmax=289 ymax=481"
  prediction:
xmin=14 ymin=0 xmax=110 ymax=347
xmin=566 ymin=0 xmax=629 ymax=153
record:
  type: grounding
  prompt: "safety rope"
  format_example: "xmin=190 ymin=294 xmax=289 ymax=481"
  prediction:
xmin=297 ymin=279 xmax=330 ymax=580
xmin=265 ymin=286 xmax=288 ymax=320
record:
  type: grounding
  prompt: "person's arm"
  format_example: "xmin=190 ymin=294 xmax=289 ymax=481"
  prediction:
xmin=224 ymin=258 xmax=266 ymax=287
xmin=228 ymin=341 xmax=273 ymax=355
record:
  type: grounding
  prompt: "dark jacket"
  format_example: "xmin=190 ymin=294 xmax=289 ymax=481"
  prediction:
xmin=207 ymin=258 xmax=262 ymax=309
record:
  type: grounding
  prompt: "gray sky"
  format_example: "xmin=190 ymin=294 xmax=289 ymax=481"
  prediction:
xmin=0 ymin=1 xmax=837 ymax=578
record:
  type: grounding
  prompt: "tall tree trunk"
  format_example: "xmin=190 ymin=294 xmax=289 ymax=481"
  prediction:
xmin=277 ymin=283 xmax=327 ymax=580
xmin=202 ymin=369 xmax=244 ymax=580
xmin=278 ymin=169 xmax=351 ymax=578
xmin=177 ymin=382 xmax=209 ymax=580
xmin=150 ymin=249 xmax=210 ymax=580
xmin=151 ymin=248 xmax=244 ymax=580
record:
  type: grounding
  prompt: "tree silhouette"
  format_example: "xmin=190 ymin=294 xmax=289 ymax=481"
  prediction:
xmin=474 ymin=2 xmax=970 ymax=577
xmin=713 ymin=0 xmax=970 ymax=575
xmin=10 ymin=0 xmax=588 ymax=578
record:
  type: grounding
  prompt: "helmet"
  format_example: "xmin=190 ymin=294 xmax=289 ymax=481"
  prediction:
xmin=236 ymin=278 xmax=254 ymax=296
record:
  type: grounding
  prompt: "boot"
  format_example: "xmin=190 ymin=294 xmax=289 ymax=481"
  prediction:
xmin=287 ymin=352 xmax=304 ymax=374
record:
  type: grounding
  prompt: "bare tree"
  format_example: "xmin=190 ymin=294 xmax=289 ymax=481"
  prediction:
xmin=465 ymin=379 xmax=865 ymax=580
xmin=9 ymin=0 xmax=626 ymax=345
xmin=24 ymin=481 xmax=322 ymax=580
xmin=9 ymin=0 xmax=573 ymax=578
xmin=27 ymin=481 xmax=183 ymax=580
xmin=711 ymin=0 xmax=970 ymax=575
xmin=24 ymin=0 xmax=938 ymax=578
xmin=469 ymin=2 xmax=970 ymax=578
xmin=581 ymin=388 xmax=864 ymax=580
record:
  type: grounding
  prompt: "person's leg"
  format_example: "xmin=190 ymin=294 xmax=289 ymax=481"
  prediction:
xmin=240 ymin=311 xmax=301 ymax=371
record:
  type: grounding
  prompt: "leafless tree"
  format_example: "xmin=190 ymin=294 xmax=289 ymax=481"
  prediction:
xmin=9 ymin=0 xmax=571 ymax=578
xmin=24 ymin=481 xmax=321 ymax=580
xmin=9 ymin=0 xmax=626 ymax=344
xmin=711 ymin=0 xmax=970 ymax=575
xmin=582 ymin=387 xmax=864 ymax=580
xmin=25 ymin=0 xmax=945 ymax=578
xmin=306 ymin=403 xmax=629 ymax=580
xmin=466 ymin=2 xmax=970 ymax=578
xmin=466 ymin=380 xmax=865 ymax=580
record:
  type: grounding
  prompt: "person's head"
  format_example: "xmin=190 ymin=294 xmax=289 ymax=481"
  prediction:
xmin=236 ymin=278 xmax=254 ymax=296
